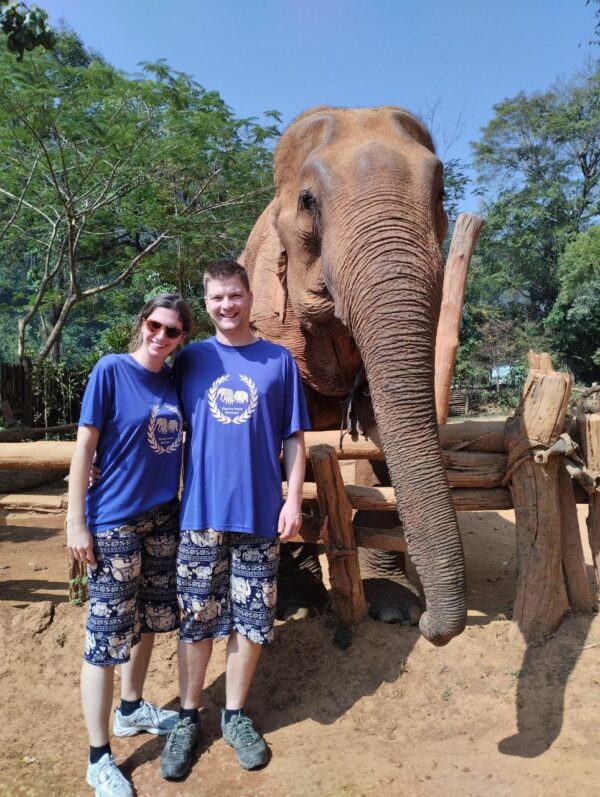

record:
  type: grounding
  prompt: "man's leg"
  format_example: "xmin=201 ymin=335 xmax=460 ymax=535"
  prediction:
xmin=178 ymin=638 xmax=213 ymax=709
xmin=225 ymin=632 xmax=262 ymax=710
xmin=161 ymin=529 xmax=229 ymax=780
xmin=221 ymin=533 xmax=279 ymax=770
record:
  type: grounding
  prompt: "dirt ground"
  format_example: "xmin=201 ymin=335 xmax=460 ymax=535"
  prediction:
xmin=1 ymin=485 xmax=600 ymax=796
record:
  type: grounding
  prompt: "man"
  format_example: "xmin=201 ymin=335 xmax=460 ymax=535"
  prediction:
xmin=160 ymin=258 xmax=310 ymax=779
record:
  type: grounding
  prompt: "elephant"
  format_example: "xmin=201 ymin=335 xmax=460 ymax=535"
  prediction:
xmin=240 ymin=106 xmax=465 ymax=646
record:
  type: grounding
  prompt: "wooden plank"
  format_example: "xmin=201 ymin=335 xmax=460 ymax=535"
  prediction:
xmin=577 ymin=414 xmax=600 ymax=584
xmin=435 ymin=213 xmax=485 ymax=424
xmin=558 ymin=465 xmax=594 ymax=611
xmin=0 ymin=493 xmax=67 ymax=510
xmin=309 ymin=444 xmax=368 ymax=624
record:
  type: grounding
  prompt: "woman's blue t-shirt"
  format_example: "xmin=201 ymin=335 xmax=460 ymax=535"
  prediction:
xmin=79 ymin=353 xmax=183 ymax=533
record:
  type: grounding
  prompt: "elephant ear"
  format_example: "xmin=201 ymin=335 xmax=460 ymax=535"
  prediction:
xmin=240 ymin=199 xmax=288 ymax=324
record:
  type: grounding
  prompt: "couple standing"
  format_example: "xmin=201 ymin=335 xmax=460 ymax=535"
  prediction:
xmin=67 ymin=259 xmax=310 ymax=796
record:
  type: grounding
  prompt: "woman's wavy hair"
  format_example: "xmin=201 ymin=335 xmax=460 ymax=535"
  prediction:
xmin=128 ymin=293 xmax=192 ymax=353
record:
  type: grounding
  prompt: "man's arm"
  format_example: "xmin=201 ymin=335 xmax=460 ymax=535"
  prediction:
xmin=278 ymin=431 xmax=306 ymax=541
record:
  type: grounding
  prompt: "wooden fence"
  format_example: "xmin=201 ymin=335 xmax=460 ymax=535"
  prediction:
xmin=0 ymin=360 xmax=84 ymax=429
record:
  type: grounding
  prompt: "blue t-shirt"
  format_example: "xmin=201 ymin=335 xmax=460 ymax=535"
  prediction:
xmin=79 ymin=354 xmax=183 ymax=533
xmin=174 ymin=337 xmax=310 ymax=537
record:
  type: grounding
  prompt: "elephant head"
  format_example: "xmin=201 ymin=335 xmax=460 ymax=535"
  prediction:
xmin=241 ymin=106 xmax=465 ymax=646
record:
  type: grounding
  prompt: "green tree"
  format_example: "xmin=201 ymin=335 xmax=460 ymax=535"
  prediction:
xmin=0 ymin=1 xmax=55 ymax=59
xmin=0 ymin=34 xmax=279 ymax=363
xmin=545 ymin=225 xmax=600 ymax=380
xmin=472 ymin=66 xmax=600 ymax=321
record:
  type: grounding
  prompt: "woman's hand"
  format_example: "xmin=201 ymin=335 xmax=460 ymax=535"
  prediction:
xmin=67 ymin=518 xmax=96 ymax=566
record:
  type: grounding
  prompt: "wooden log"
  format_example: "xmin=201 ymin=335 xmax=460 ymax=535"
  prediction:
xmin=441 ymin=450 xmax=507 ymax=488
xmin=286 ymin=482 xmax=513 ymax=512
xmin=0 ymin=423 xmax=77 ymax=442
xmin=0 ymin=493 xmax=67 ymax=510
xmin=309 ymin=444 xmax=368 ymax=624
xmin=435 ymin=213 xmax=485 ymax=424
xmin=505 ymin=366 xmax=572 ymax=642
xmin=558 ymin=465 xmax=594 ymax=611
xmin=0 ymin=420 xmax=507 ymax=471
xmin=576 ymin=414 xmax=600 ymax=585
xmin=437 ymin=421 xmax=506 ymax=453
xmin=0 ymin=440 xmax=75 ymax=469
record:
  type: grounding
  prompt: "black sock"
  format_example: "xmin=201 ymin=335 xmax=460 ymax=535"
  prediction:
xmin=89 ymin=743 xmax=111 ymax=764
xmin=223 ymin=708 xmax=243 ymax=723
xmin=179 ymin=707 xmax=199 ymax=724
xmin=119 ymin=698 xmax=142 ymax=716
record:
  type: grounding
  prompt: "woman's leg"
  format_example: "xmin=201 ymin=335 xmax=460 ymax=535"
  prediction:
xmin=120 ymin=632 xmax=155 ymax=701
xmin=81 ymin=661 xmax=115 ymax=747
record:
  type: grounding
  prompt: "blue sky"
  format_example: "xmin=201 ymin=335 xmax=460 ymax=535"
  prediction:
xmin=41 ymin=1 xmax=597 ymax=212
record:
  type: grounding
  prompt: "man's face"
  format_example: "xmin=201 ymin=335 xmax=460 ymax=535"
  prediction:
xmin=204 ymin=276 xmax=253 ymax=338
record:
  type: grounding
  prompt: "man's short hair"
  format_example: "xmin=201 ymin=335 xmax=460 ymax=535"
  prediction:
xmin=203 ymin=258 xmax=251 ymax=293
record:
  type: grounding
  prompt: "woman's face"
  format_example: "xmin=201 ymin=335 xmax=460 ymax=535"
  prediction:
xmin=138 ymin=307 xmax=185 ymax=364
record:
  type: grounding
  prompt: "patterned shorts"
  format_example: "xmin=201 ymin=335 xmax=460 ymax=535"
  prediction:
xmin=178 ymin=530 xmax=280 ymax=646
xmin=84 ymin=500 xmax=179 ymax=667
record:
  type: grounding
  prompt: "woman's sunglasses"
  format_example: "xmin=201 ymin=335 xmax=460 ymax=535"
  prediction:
xmin=145 ymin=318 xmax=185 ymax=340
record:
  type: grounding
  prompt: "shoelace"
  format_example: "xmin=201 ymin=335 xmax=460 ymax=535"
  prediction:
xmin=168 ymin=720 xmax=194 ymax=752
xmin=97 ymin=758 xmax=128 ymax=788
xmin=230 ymin=715 xmax=258 ymax=746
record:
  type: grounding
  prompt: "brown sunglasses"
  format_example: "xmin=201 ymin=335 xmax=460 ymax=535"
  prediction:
xmin=145 ymin=318 xmax=185 ymax=339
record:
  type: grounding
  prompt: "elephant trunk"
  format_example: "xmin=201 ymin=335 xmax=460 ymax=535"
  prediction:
xmin=328 ymin=212 xmax=467 ymax=646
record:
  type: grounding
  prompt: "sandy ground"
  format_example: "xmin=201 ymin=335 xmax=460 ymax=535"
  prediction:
xmin=1 ymin=485 xmax=600 ymax=796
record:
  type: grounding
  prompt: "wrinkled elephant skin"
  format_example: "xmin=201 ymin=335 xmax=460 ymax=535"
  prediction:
xmin=241 ymin=106 xmax=466 ymax=646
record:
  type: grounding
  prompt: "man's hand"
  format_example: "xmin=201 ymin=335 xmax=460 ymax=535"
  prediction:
xmin=88 ymin=462 xmax=101 ymax=488
xmin=277 ymin=499 xmax=303 ymax=541
xmin=67 ymin=519 xmax=97 ymax=566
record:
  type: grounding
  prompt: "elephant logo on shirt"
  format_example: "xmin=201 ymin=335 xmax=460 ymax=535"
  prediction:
xmin=208 ymin=374 xmax=258 ymax=425
xmin=147 ymin=404 xmax=183 ymax=454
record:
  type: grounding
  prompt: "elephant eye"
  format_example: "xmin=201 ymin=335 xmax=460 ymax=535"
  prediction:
xmin=298 ymin=190 xmax=317 ymax=213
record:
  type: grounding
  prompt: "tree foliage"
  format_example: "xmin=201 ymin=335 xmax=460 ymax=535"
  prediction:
xmin=0 ymin=1 xmax=55 ymax=59
xmin=465 ymin=64 xmax=600 ymax=383
xmin=0 ymin=30 xmax=279 ymax=363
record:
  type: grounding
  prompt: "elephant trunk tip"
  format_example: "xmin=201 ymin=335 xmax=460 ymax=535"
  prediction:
xmin=419 ymin=610 xmax=466 ymax=647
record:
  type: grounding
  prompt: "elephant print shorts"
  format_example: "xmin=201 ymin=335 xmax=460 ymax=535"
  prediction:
xmin=84 ymin=500 xmax=179 ymax=667
xmin=177 ymin=530 xmax=280 ymax=645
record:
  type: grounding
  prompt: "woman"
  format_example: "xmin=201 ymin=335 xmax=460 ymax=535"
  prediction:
xmin=67 ymin=294 xmax=191 ymax=797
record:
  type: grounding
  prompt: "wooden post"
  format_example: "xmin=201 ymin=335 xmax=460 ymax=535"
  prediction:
xmin=505 ymin=362 xmax=572 ymax=642
xmin=576 ymin=414 xmax=600 ymax=587
xmin=309 ymin=444 xmax=368 ymax=625
xmin=558 ymin=465 xmax=594 ymax=611
xmin=434 ymin=213 xmax=485 ymax=424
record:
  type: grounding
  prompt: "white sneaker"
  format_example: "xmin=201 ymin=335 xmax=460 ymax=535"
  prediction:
xmin=86 ymin=753 xmax=133 ymax=797
xmin=113 ymin=699 xmax=178 ymax=737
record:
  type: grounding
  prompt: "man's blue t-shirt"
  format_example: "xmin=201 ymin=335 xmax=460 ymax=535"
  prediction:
xmin=174 ymin=337 xmax=310 ymax=537
xmin=79 ymin=354 xmax=183 ymax=533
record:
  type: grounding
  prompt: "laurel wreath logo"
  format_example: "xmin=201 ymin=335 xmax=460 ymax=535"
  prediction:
xmin=208 ymin=373 xmax=258 ymax=425
xmin=147 ymin=404 xmax=183 ymax=454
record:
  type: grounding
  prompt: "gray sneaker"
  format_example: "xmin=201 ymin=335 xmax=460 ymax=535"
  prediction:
xmin=160 ymin=717 xmax=199 ymax=780
xmin=86 ymin=753 xmax=133 ymax=797
xmin=221 ymin=710 xmax=268 ymax=770
xmin=113 ymin=700 xmax=178 ymax=737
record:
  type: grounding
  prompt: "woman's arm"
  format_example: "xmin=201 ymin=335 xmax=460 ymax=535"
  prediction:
xmin=66 ymin=424 xmax=100 ymax=565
